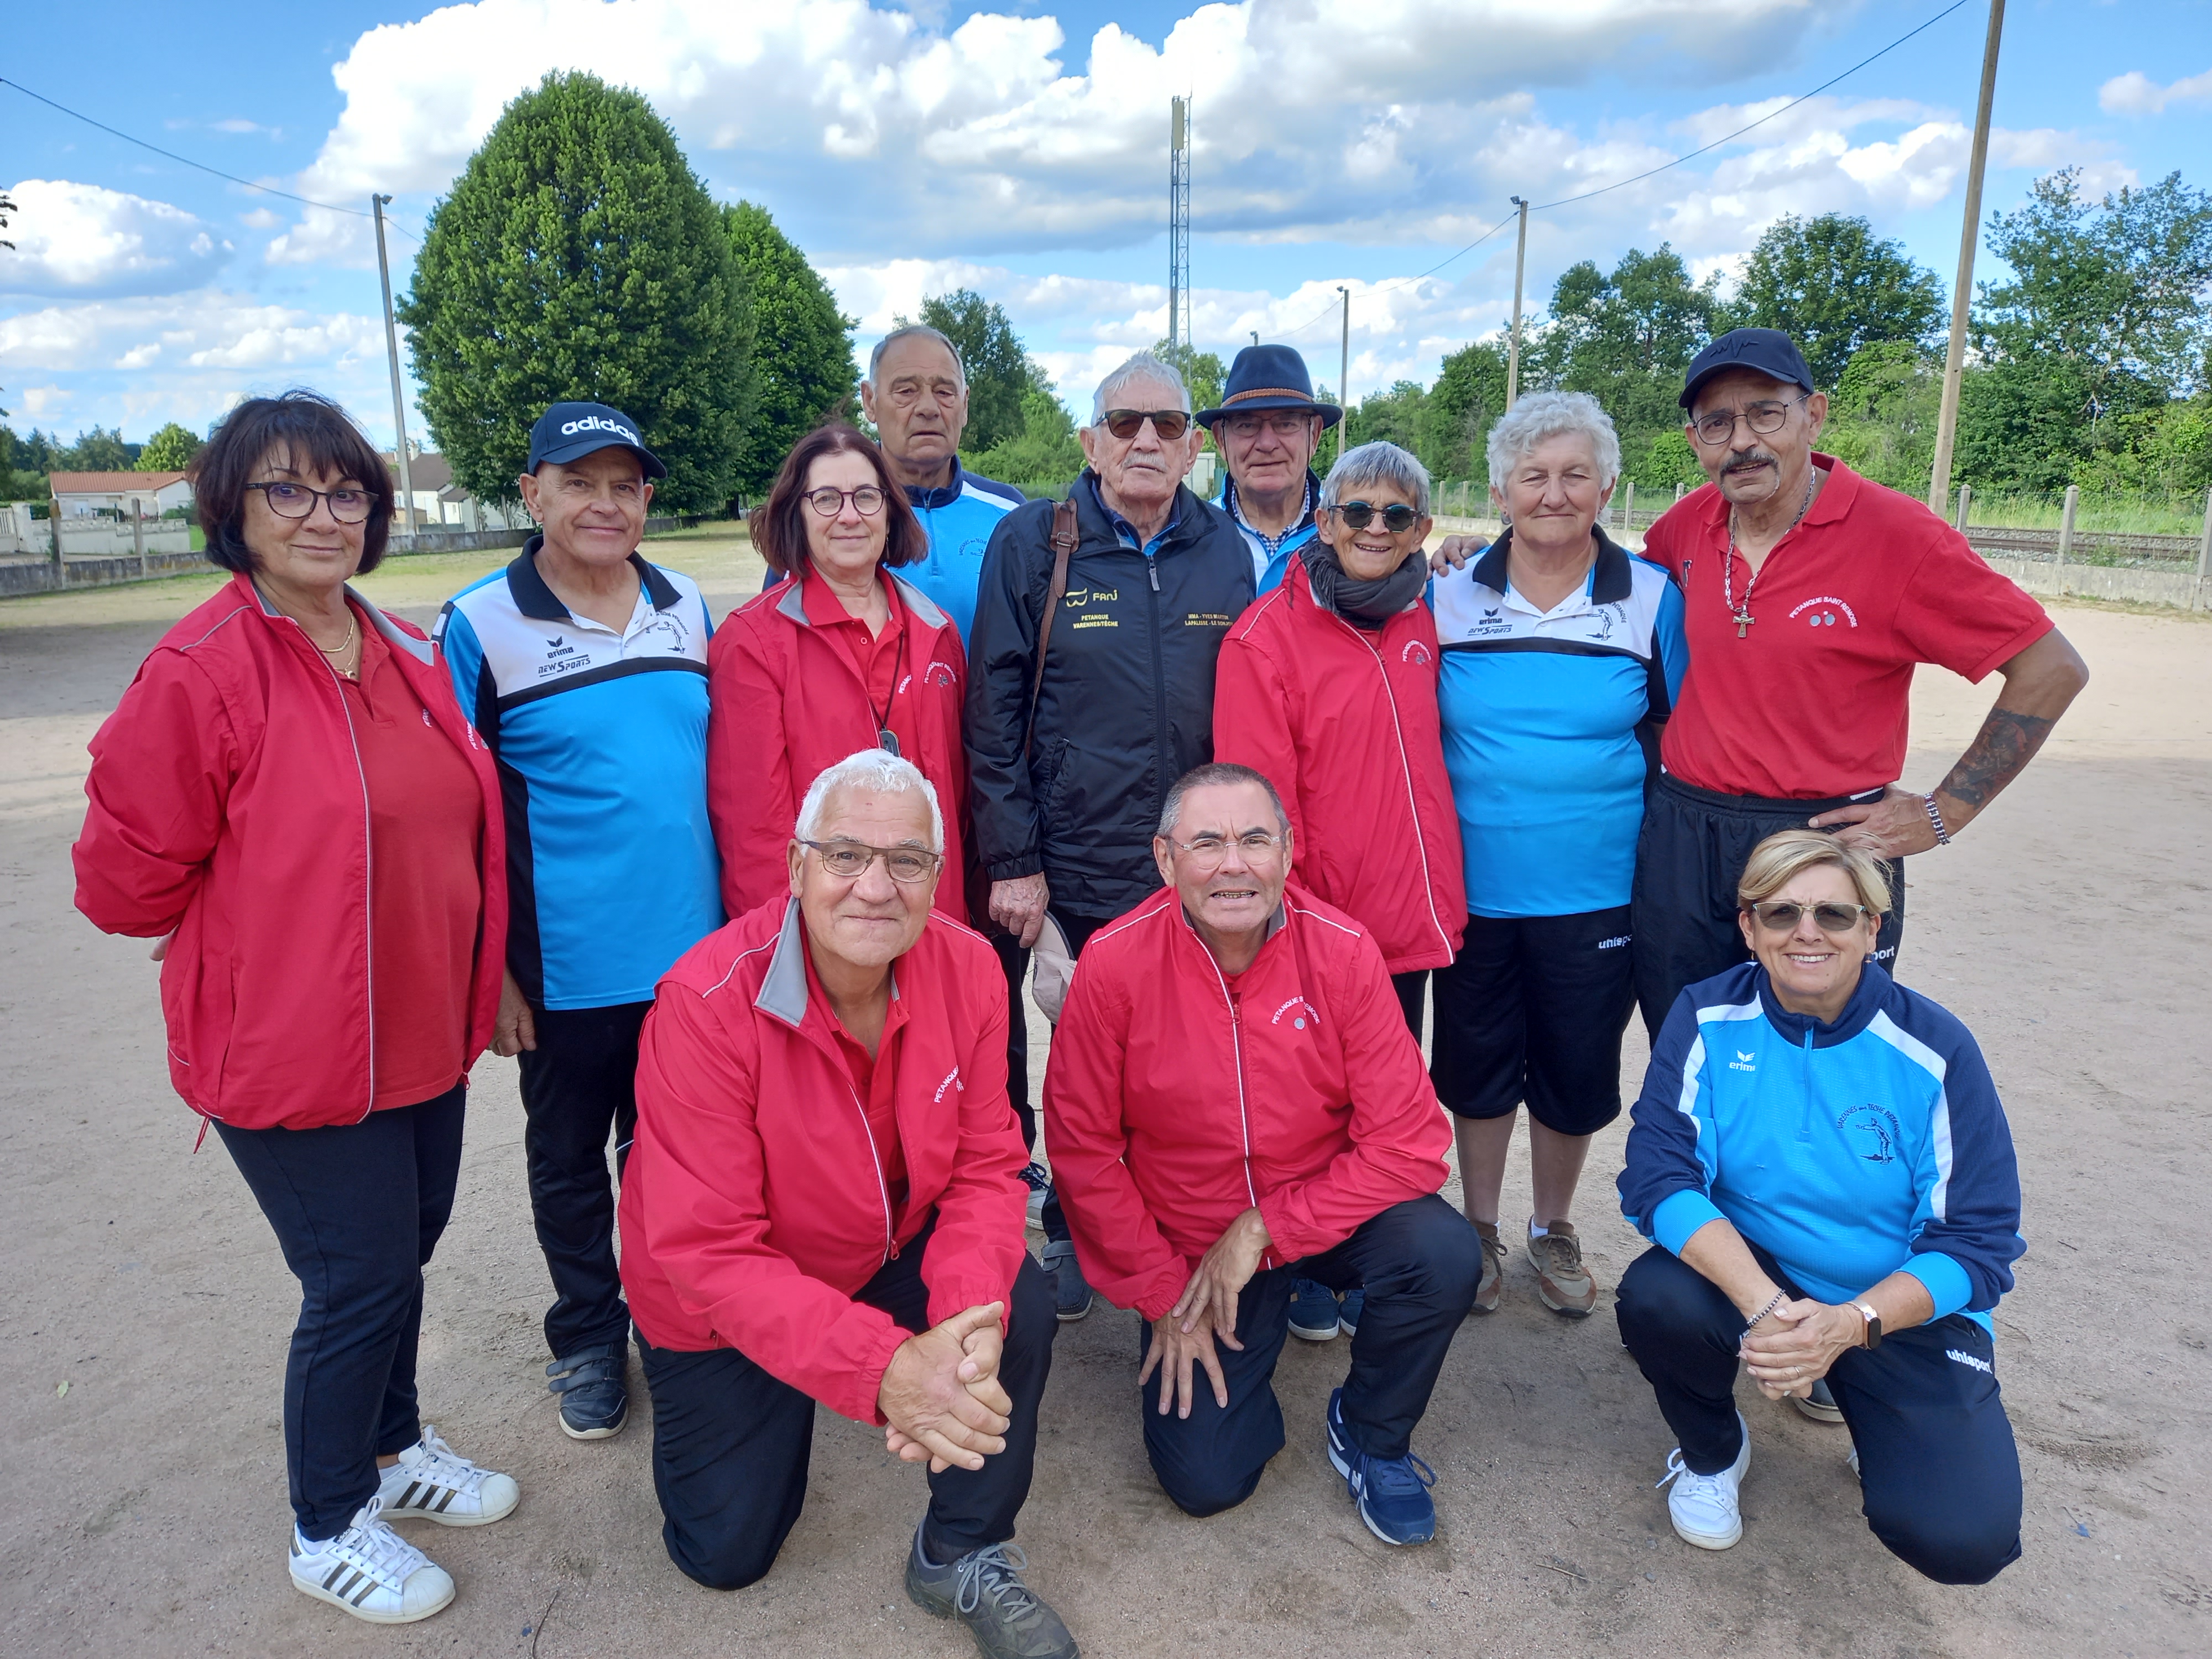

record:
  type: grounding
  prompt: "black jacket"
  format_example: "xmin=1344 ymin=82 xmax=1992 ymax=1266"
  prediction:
xmin=966 ymin=472 xmax=1255 ymax=919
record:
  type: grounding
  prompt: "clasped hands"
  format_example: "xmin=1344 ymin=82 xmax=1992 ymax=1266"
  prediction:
xmin=1739 ymin=1295 xmax=1867 ymax=1401
xmin=1139 ymin=1207 xmax=1271 ymax=1421
xmin=878 ymin=1302 xmax=1013 ymax=1474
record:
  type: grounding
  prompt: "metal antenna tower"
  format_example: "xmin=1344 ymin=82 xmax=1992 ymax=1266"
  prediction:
xmin=1168 ymin=96 xmax=1191 ymax=353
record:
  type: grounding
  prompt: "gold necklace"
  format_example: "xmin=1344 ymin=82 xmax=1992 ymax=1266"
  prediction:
xmin=312 ymin=612 xmax=361 ymax=674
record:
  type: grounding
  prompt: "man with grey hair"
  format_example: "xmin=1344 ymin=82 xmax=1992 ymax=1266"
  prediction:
xmin=619 ymin=748 xmax=1077 ymax=1658
xmin=968 ymin=351 xmax=1253 ymax=1318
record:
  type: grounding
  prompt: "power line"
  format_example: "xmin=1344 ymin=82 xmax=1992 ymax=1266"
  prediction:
xmin=1528 ymin=0 xmax=1973 ymax=211
xmin=0 ymin=75 xmax=372 ymax=219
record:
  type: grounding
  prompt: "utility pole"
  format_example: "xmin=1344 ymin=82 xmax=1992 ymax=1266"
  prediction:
xmin=1337 ymin=285 xmax=1351 ymax=464
xmin=1505 ymin=196 xmax=1530 ymax=410
xmin=372 ymin=193 xmax=417 ymax=539
xmin=1927 ymin=0 xmax=2005 ymax=512
xmin=1168 ymin=97 xmax=1191 ymax=355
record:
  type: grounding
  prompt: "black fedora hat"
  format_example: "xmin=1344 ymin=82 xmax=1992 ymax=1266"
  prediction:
xmin=1196 ymin=344 xmax=1343 ymax=430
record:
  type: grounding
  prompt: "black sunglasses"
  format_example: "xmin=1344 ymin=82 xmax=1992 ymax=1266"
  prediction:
xmin=1328 ymin=500 xmax=1422 ymax=533
xmin=1100 ymin=408 xmax=1193 ymax=441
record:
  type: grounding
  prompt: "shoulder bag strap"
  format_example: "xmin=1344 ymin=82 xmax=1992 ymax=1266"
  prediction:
xmin=1023 ymin=496 xmax=1079 ymax=759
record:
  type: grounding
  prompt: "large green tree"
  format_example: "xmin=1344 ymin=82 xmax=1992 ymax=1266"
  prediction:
xmin=399 ymin=72 xmax=753 ymax=510
xmin=913 ymin=289 xmax=1038 ymax=452
xmin=1419 ymin=340 xmax=1509 ymax=482
xmin=723 ymin=201 xmax=855 ymax=499
xmin=1735 ymin=213 xmax=1943 ymax=390
xmin=1151 ymin=339 xmax=1225 ymax=425
xmin=60 ymin=426 xmax=133 ymax=471
xmin=1531 ymin=244 xmax=1722 ymax=444
xmin=964 ymin=386 xmax=1084 ymax=500
xmin=137 ymin=421 xmax=204 ymax=472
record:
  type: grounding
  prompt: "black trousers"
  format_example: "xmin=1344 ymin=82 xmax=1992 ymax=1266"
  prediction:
xmin=1390 ymin=969 xmax=1428 ymax=1044
xmin=1139 ymin=1196 xmax=1480 ymax=1517
xmin=1632 ymin=775 xmax=1905 ymax=1040
xmin=989 ymin=929 xmax=1035 ymax=1151
xmin=215 ymin=1084 xmax=466 ymax=1538
xmin=518 ymin=1001 xmax=650 ymax=1357
xmin=637 ymin=1237 xmax=1059 ymax=1590
xmin=1615 ymin=1244 xmax=2022 ymax=1585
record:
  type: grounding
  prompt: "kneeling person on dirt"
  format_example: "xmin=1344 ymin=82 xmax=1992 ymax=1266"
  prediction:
xmin=618 ymin=751 xmax=1077 ymax=1658
xmin=1044 ymin=763 xmax=1482 ymax=1546
xmin=1616 ymin=830 xmax=2025 ymax=1583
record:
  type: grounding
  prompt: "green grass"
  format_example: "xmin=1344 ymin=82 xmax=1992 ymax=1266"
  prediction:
xmin=1958 ymin=493 xmax=2209 ymax=538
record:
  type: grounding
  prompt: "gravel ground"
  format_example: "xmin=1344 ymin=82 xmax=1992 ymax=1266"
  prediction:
xmin=1 ymin=539 xmax=2204 ymax=1658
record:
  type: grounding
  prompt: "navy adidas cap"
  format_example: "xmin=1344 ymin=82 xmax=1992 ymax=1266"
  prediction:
xmin=1679 ymin=328 xmax=1816 ymax=410
xmin=525 ymin=401 xmax=667 ymax=478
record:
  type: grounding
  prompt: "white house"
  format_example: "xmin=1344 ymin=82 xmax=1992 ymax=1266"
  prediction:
xmin=50 ymin=471 xmax=194 ymax=518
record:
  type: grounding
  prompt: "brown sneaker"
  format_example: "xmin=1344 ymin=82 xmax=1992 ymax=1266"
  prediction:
xmin=1526 ymin=1220 xmax=1598 ymax=1317
xmin=1470 ymin=1220 xmax=1505 ymax=1314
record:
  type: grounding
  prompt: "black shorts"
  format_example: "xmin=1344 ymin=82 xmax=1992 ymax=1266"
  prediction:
xmin=1429 ymin=907 xmax=1634 ymax=1136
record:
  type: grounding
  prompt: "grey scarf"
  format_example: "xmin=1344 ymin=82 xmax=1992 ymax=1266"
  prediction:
xmin=1300 ymin=539 xmax=1428 ymax=625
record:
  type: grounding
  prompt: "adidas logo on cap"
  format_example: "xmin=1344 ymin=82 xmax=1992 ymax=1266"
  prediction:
xmin=559 ymin=415 xmax=639 ymax=444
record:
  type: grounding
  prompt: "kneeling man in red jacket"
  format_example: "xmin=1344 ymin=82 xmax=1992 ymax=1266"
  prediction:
xmin=619 ymin=750 xmax=1076 ymax=1658
xmin=1045 ymin=762 xmax=1483 ymax=1546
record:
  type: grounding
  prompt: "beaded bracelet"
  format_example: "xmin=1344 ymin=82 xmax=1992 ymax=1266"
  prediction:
xmin=1745 ymin=1290 xmax=1788 ymax=1332
xmin=1923 ymin=793 xmax=1952 ymax=846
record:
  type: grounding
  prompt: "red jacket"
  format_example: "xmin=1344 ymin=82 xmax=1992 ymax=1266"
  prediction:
xmin=1212 ymin=561 xmax=1465 ymax=973
xmin=708 ymin=571 xmax=970 ymax=922
xmin=619 ymin=895 xmax=1029 ymax=1424
xmin=72 ymin=575 xmax=507 ymax=1131
xmin=1042 ymin=881 xmax=1452 ymax=1320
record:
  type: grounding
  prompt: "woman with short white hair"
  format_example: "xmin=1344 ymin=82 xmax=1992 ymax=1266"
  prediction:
xmin=1427 ymin=390 xmax=1686 ymax=1318
xmin=1615 ymin=829 xmax=2023 ymax=1582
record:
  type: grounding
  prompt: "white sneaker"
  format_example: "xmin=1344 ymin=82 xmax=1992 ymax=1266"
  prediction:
xmin=1656 ymin=1411 xmax=1750 ymax=1550
xmin=376 ymin=1425 xmax=520 ymax=1527
xmin=289 ymin=1496 xmax=455 ymax=1624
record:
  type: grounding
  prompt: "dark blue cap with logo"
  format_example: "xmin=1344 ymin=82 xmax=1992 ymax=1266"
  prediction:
xmin=1196 ymin=343 xmax=1344 ymax=430
xmin=525 ymin=401 xmax=667 ymax=478
xmin=1679 ymin=328 xmax=1817 ymax=409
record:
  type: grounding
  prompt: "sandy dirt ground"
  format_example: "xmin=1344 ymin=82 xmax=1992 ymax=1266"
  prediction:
xmin=2 ymin=533 xmax=2205 ymax=1658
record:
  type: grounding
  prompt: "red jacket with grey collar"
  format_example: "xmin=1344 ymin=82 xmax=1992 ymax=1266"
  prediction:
xmin=708 ymin=569 xmax=971 ymax=923
xmin=1042 ymin=880 xmax=1452 ymax=1321
xmin=618 ymin=895 xmax=1029 ymax=1424
xmin=71 ymin=573 xmax=507 ymax=1132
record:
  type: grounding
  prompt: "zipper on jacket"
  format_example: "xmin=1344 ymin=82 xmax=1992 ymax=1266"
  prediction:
xmin=1144 ymin=555 xmax=1172 ymax=833
xmin=1192 ymin=936 xmax=1264 ymax=1219
xmin=839 ymin=1078 xmax=898 ymax=1262
xmin=1334 ymin=611 xmax=1453 ymax=962
xmin=296 ymin=613 xmax=378 ymax=1120
xmin=1796 ymin=1026 xmax=1816 ymax=1142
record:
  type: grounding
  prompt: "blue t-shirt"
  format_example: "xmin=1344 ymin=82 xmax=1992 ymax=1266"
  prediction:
xmin=1429 ymin=535 xmax=1686 ymax=918
xmin=436 ymin=542 xmax=723 ymax=1009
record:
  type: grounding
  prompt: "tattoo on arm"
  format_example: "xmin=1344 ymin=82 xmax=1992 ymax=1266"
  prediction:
xmin=1937 ymin=708 xmax=2057 ymax=810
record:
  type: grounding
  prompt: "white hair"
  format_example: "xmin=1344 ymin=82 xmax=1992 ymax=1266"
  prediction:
xmin=1320 ymin=441 xmax=1432 ymax=517
xmin=1485 ymin=389 xmax=1622 ymax=493
xmin=795 ymin=748 xmax=945 ymax=853
xmin=868 ymin=325 xmax=966 ymax=389
xmin=1091 ymin=351 xmax=1191 ymax=425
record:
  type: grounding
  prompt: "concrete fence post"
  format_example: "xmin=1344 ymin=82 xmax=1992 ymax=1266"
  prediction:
xmin=1955 ymin=483 xmax=1972 ymax=534
xmin=2196 ymin=486 xmax=2212 ymax=610
xmin=2056 ymin=484 xmax=2077 ymax=595
xmin=1623 ymin=480 xmax=1635 ymax=537
xmin=133 ymin=508 xmax=148 ymax=578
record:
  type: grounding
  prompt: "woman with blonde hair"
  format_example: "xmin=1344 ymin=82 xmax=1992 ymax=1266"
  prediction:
xmin=1615 ymin=828 xmax=2024 ymax=1583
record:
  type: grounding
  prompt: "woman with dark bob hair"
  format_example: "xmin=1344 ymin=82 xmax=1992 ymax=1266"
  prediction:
xmin=707 ymin=422 xmax=975 ymax=921
xmin=74 ymin=390 xmax=519 ymax=1626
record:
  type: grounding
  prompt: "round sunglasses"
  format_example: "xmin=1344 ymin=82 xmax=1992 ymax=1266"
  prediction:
xmin=1327 ymin=500 xmax=1422 ymax=533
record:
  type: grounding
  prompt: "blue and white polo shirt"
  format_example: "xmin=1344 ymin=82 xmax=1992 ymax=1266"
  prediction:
xmin=894 ymin=461 xmax=1023 ymax=645
xmin=435 ymin=540 xmax=723 ymax=1009
xmin=1430 ymin=532 xmax=1687 ymax=919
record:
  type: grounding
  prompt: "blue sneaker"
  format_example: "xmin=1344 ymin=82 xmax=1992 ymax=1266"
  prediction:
xmin=1326 ymin=1387 xmax=1437 ymax=1545
xmin=1337 ymin=1287 xmax=1365 ymax=1337
xmin=1287 ymin=1277 xmax=1339 ymax=1341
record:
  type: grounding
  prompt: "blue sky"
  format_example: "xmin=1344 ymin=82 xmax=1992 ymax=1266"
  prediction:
xmin=4 ymin=0 xmax=2209 ymax=453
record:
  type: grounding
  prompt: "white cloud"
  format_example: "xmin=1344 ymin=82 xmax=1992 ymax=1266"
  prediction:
xmin=14 ymin=384 xmax=73 ymax=420
xmin=2098 ymin=66 xmax=2212 ymax=116
xmin=0 ymin=180 xmax=236 ymax=299
xmin=0 ymin=291 xmax=383 ymax=374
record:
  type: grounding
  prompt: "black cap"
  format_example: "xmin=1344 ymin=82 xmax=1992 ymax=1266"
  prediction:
xmin=1196 ymin=343 xmax=1343 ymax=430
xmin=1679 ymin=328 xmax=1816 ymax=410
xmin=525 ymin=401 xmax=667 ymax=478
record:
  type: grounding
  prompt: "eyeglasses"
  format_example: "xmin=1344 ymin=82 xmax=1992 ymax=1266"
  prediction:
xmin=1219 ymin=413 xmax=1316 ymax=441
xmin=1327 ymin=500 xmax=1422 ymax=533
xmin=804 ymin=486 xmax=887 ymax=518
xmin=1167 ymin=830 xmax=1287 ymax=871
xmin=800 ymin=838 xmax=942 ymax=884
xmin=1691 ymin=396 xmax=1808 ymax=447
xmin=248 ymin=481 xmax=373 ymax=524
xmin=1099 ymin=409 xmax=1193 ymax=441
xmin=1746 ymin=900 xmax=1870 ymax=934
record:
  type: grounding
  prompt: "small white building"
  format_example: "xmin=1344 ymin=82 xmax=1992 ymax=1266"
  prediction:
xmin=49 ymin=471 xmax=194 ymax=518
xmin=383 ymin=452 xmax=531 ymax=533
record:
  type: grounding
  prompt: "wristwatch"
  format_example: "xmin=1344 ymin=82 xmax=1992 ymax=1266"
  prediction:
xmin=1851 ymin=1301 xmax=1883 ymax=1348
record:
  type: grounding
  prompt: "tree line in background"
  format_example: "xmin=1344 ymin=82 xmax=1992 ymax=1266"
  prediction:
xmin=5 ymin=68 xmax=2206 ymax=526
